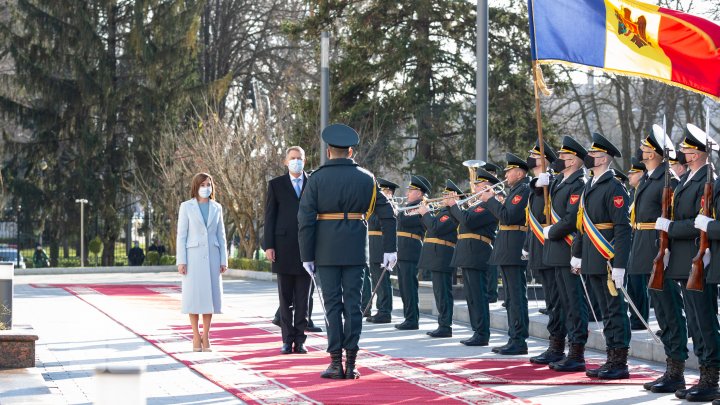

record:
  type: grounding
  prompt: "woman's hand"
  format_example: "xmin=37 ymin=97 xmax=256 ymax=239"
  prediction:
xmin=220 ymin=265 xmax=228 ymax=274
xmin=178 ymin=264 xmax=187 ymax=275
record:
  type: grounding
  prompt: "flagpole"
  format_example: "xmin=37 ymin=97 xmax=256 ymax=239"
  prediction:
xmin=532 ymin=61 xmax=550 ymax=226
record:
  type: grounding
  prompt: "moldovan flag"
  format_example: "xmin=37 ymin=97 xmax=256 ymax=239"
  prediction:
xmin=528 ymin=0 xmax=720 ymax=100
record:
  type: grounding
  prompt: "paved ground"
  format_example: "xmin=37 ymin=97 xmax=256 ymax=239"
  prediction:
xmin=0 ymin=272 xmax=701 ymax=404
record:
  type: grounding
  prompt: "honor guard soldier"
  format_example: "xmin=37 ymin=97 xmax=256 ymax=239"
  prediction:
xmin=395 ymin=175 xmax=430 ymax=330
xmin=665 ymin=124 xmax=720 ymax=402
xmin=481 ymin=162 xmax=503 ymax=303
xmin=366 ymin=178 xmax=399 ymax=324
xmin=445 ymin=168 xmax=500 ymax=346
xmin=524 ymin=140 xmax=567 ymax=365
xmin=632 ymin=126 xmax=685 ymax=393
xmin=298 ymin=124 xmax=397 ymax=380
xmin=625 ymin=155 xmax=650 ymax=332
xmin=478 ymin=153 xmax=531 ymax=355
xmin=614 ymin=170 xmax=629 ymax=186
xmin=539 ymin=136 xmax=590 ymax=372
xmin=415 ymin=180 xmax=461 ymax=337
xmin=670 ymin=151 xmax=688 ymax=177
xmin=571 ymin=133 xmax=632 ymax=380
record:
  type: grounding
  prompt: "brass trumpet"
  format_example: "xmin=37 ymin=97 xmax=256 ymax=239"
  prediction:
xmin=455 ymin=180 xmax=508 ymax=209
xmin=463 ymin=159 xmax=485 ymax=186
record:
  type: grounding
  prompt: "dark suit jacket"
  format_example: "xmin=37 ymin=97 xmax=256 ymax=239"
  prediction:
xmin=263 ymin=172 xmax=308 ymax=275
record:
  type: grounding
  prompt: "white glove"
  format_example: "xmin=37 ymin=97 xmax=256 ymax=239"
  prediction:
xmin=570 ymin=256 xmax=582 ymax=270
xmin=303 ymin=261 xmax=315 ymax=275
xmin=655 ymin=217 xmax=672 ymax=232
xmin=663 ymin=248 xmax=670 ymax=269
xmin=521 ymin=249 xmax=529 ymax=261
xmin=611 ymin=267 xmax=625 ymax=287
xmin=695 ymin=215 xmax=713 ymax=232
xmin=537 ymin=172 xmax=551 ymax=187
xmin=703 ymin=248 xmax=711 ymax=268
xmin=383 ymin=252 xmax=398 ymax=271
xmin=542 ymin=226 xmax=552 ymax=240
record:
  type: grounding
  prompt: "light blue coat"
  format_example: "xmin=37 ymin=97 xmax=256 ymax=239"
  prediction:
xmin=176 ymin=198 xmax=228 ymax=314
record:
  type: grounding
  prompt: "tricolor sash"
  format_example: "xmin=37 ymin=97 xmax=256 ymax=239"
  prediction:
xmin=549 ymin=202 xmax=575 ymax=246
xmin=526 ymin=205 xmax=545 ymax=244
xmin=579 ymin=193 xmax=615 ymax=260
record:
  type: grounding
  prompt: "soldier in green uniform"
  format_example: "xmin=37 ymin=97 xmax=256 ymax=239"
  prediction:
xmin=671 ymin=124 xmax=720 ymax=402
xmin=415 ymin=180 xmax=461 ymax=337
xmin=541 ymin=136 xmax=589 ymax=372
xmin=394 ymin=175 xmax=430 ymax=330
xmin=571 ymin=133 xmax=631 ymax=380
xmin=366 ymin=178 xmax=399 ymax=324
xmin=625 ymin=155 xmax=648 ymax=332
xmin=478 ymin=153 xmax=530 ymax=355
xmin=481 ymin=162 xmax=502 ymax=303
xmin=523 ymin=140 xmax=566 ymax=365
xmin=630 ymin=126 xmax=685 ymax=393
xmin=298 ymin=124 xmax=397 ymax=380
xmin=445 ymin=168 xmax=499 ymax=346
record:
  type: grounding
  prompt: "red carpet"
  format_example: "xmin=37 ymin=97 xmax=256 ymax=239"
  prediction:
xmin=35 ymin=283 xmax=528 ymax=404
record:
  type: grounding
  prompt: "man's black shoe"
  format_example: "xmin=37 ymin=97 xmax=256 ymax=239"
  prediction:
xmin=307 ymin=321 xmax=323 ymax=332
xmin=501 ymin=301 xmax=507 ymax=308
xmin=492 ymin=341 xmax=511 ymax=353
xmin=538 ymin=308 xmax=549 ymax=315
xmin=281 ymin=343 xmax=292 ymax=354
xmin=367 ymin=314 xmax=391 ymax=324
xmin=394 ymin=322 xmax=419 ymax=330
xmin=497 ymin=342 xmax=528 ymax=355
xmin=293 ymin=343 xmax=308 ymax=354
xmin=272 ymin=317 xmax=281 ymax=326
xmin=462 ymin=335 xmax=489 ymax=346
xmin=631 ymin=325 xmax=646 ymax=331
xmin=321 ymin=351 xmax=345 ymax=379
xmin=488 ymin=298 xmax=498 ymax=303
xmin=427 ymin=328 xmax=452 ymax=338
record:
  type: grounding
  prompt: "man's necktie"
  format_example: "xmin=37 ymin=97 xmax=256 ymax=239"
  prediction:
xmin=293 ymin=178 xmax=301 ymax=198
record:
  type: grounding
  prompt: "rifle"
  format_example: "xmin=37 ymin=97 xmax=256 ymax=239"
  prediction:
xmin=649 ymin=142 xmax=671 ymax=291
xmin=688 ymin=116 xmax=713 ymax=291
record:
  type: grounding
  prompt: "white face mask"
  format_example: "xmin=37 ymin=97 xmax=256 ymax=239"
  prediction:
xmin=288 ymin=158 xmax=304 ymax=174
xmin=198 ymin=186 xmax=212 ymax=198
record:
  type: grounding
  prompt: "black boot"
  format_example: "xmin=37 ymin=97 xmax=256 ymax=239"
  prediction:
xmin=552 ymin=343 xmax=586 ymax=372
xmin=586 ymin=349 xmax=612 ymax=378
xmin=321 ymin=351 xmax=345 ymax=379
xmin=676 ymin=365 xmax=702 ymax=400
xmin=598 ymin=347 xmax=629 ymax=380
xmin=530 ymin=336 xmax=565 ymax=365
xmin=686 ymin=366 xmax=720 ymax=402
xmin=645 ymin=358 xmax=685 ymax=393
xmin=345 ymin=349 xmax=360 ymax=379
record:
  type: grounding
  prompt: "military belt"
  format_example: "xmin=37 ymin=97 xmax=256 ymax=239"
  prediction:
xmin=424 ymin=238 xmax=456 ymax=248
xmin=593 ymin=223 xmax=614 ymax=230
xmin=397 ymin=231 xmax=423 ymax=241
xmin=458 ymin=233 xmax=493 ymax=246
xmin=633 ymin=222 xmax=655 ymax=230
xmin=317 ymin=213 xmax=366 ymax=220
xmin=498 ymin=225 xmax=528 ymax=232
xmin=368 ymin=231 xmax=383 ymax=236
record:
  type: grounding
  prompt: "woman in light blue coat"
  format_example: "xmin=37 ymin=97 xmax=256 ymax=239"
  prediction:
xmin=176 ymin=173 xmax=228 ymax=352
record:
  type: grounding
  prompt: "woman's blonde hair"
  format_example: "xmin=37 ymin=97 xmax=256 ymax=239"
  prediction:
xmin=190 ymin=172 xmax=216 ymax=200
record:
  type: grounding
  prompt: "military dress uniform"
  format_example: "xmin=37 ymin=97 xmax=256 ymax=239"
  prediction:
xmin=484 ymin=153 xmax=530 ymax=355
xmin=394 ymin=175 xmax=430 ymax=330
xmin=543 ymin=136 xmax=590 ymax=372
xmin=626 ymin=156 xmax=651 ymax=331
xmin=418 ymin=180 xmax=460 ymax=338
xmin=572 ymin=133 xmax=632 ymax=380
xmin=449 ymin=168 xmax=499 ymax=346
xmin=481 ymin=162 xmax=503 ymax=302
xmin=366 ymin=178 xmax=399 ymax=324
xmin=298 ymin=124 xmax=397 ymax=380
xmin=524 ymin=141 xmax=567 ymax=365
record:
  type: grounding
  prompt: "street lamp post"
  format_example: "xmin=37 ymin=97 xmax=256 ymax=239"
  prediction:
xmin=75 ymin=199 xmax=88 ymax=268
xmin=15 ymin=205 xmax=21 ymax=267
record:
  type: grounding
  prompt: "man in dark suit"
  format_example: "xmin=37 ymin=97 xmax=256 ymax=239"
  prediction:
xmin=263 ymin=146 xmax=314 ymax=355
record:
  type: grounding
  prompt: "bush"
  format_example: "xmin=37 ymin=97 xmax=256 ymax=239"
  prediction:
xmin=88 ymin=236 xmax=103 ymax=266
xmin=145 ymin=251 xmax=160 ymax=265
xmin=228 ymin=257 xmax=271 ymax=272
xmin=159 ymin=255 xmax=175 ymax=265
xmin=58 ymin=257 xmax=82 ymax=267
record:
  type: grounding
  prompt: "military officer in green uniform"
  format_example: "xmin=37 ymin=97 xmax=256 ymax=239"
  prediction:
xmin=571 ymin=133 xmax=631 ymax=380
xmin=481 ymin=162 xmax=502 ymax=303
xmin=445 ymin=168 xmax=499 ymax=346
xmin=523 ymin=140 xmax=566 ymax=365
xmin=394 ymin=175 xmax=430 ymax=330
xmin=478 ymin=153 xmax=530 ymax=355
xmin=671 ymin=124 xmax=720 ymax=402
xmin=625 ymin=155 xmax=649 ymax=332
xmin=366 ymin=178 xmax=399 ymax=324
xmin=540 ymin=136 xmax=589 ymax=372
xmin=415 ymin=180 xmax=460 ymax=337
xmin=298 ymin=124 xmax=397 ymax=380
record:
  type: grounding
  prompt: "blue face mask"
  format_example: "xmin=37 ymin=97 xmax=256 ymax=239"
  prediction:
xmin=288 ymin=159 xmax=304 ymax=174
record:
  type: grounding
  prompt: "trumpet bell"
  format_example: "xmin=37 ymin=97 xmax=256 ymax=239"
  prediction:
xmin=462 ymin=159 xmax=486 ymax=168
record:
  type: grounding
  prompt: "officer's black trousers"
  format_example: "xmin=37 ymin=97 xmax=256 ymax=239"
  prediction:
xmin=461 ymin=267 xmax=489 ymax=341
xmin=650 ymin=277 xmax=688 ymax=361
xmin=587 ymin=274 xmax=630 ymax=349
xmin=499 ymin=265 xmax=529 ymax=344
xmin=627 ymin=273 xmax=650 ymax=328
xmin=397 ymin=259 xmax=419 ymax=325
xmin=432 ymin=270 xmax=454 ymax=328
xmin=277 ymin=273 xmax=312 ymax=345
xmin=369 ymin=262 xmax=392 ymax=316
xmin=556 ymin=267 xmax=589 ymax=344
xmin=682 ymin=281 xmax=720 ymax=367
xmin=536 ymin=267 xmax=566 ymax=339
xmin=316 ymin=265 xmax=365 ymax=353
xmin=361 ymin=265 xmax=371 ymax=314
xmin=486 ymin=264 xmax=499 ymax=302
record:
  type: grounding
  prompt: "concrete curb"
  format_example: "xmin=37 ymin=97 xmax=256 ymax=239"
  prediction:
xmin=16 ymin=265 xmax=176 ymax=276
xmin=224 ymin=269 xmax=275 ymax=281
